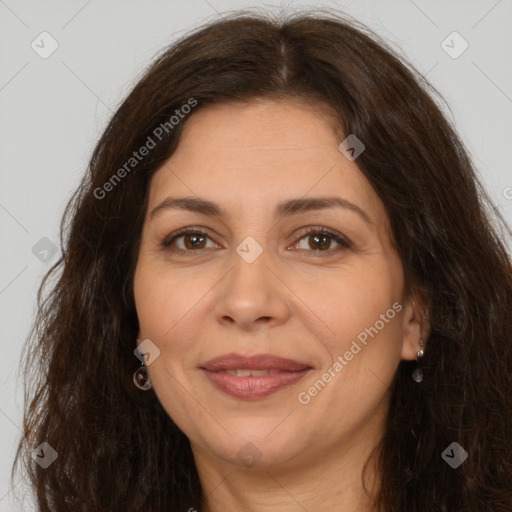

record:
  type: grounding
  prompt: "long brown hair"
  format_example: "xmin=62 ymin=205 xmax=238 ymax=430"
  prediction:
xmin=13 ymin=8 xmax=512 ymax=511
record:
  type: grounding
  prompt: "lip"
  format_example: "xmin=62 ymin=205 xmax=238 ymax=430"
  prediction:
xmin=200 ymin=353 xmax=312 ymax=372
xmin=199 ymin=353 xmax=313 ymax=400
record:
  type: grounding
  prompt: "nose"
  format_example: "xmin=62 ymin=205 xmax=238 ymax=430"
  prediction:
xmin=213 ymin=239 xmax=291 ymax=332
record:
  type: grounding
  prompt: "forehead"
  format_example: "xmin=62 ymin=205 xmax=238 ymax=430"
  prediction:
xmin=147 ymin=99 xmax=389 ymax=233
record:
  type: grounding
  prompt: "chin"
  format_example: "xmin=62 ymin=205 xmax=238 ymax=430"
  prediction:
xmin=199 ymin=424 xmax=309 ymax=469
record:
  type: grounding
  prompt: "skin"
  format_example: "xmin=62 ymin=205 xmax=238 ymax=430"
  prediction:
xmin=133 ymin=99 xmax=428 ymax=512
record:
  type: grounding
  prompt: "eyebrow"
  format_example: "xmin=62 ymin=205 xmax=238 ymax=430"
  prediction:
xmin=149 ymin=196 xmax=374 ymax=227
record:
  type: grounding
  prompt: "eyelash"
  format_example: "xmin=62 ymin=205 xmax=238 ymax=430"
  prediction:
xmin=161 ymin=226 xmax=351 ymax=257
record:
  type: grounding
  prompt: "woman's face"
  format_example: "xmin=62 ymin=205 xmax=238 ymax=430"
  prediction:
xmin=133 ymin=99 xmax=423 ymax=470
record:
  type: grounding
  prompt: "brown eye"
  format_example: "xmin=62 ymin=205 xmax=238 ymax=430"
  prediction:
xmin=293 ymin=227 xmax=351 ymax=256
xmin=161 ymin=229 xmax=215 ymax=251
xmin=161 ymin=226 xmax=350 ymax=257
xmin=306 ymin=233 xmax=331 ymax=251
xmin=181 ymin=233 xmax=207 ymax=250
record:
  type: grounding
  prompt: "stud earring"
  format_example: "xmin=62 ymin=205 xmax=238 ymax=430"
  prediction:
xmin=411 ymin=339 xmax=424 ymax=383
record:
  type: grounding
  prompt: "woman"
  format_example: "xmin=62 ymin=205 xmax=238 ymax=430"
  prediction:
xmin=13 ymin=8 xmax=512 ymax=511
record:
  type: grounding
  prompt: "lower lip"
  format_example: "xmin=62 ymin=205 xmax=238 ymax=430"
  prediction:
xmin=201 ymin=369 xmax=311 ymax=400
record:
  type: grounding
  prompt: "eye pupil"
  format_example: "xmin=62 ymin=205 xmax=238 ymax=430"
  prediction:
xmin=310 ymin=234 xmax=330 ymax=251
xmin=185 ymin=233 xmax=206 ymax=249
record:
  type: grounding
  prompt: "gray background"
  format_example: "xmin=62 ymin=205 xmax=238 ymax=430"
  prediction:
xmin=1 ymin=0 xmax=511 ymax=509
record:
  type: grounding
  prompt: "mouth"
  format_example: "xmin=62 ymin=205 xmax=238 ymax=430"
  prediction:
xmin=215 ymin=369 xmax=283 ymax=376
xmin=199 ymin=353 xmax=313 ymax=400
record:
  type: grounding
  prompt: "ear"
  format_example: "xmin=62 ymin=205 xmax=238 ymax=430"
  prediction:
xmin=400 ymin=290 xmax=429 ymax=361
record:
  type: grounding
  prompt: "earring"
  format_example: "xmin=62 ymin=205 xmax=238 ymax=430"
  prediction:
xmin=411 ymin=339 xmax=424 ymax=383
xmin=133 ymin=364 xmax=152 ymax=390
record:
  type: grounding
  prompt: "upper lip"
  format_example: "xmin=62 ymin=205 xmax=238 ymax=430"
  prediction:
xmin=200 ymin=353 xmax=312 ymax=372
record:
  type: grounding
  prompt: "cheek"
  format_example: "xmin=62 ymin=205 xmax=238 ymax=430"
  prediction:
xmin=300 ymin=267 xmax=404 ymax=417
xmin=133 ymin=260 xmax=214 ymax=356
xmin=291 ymin=260 xmax=402 ymax=349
